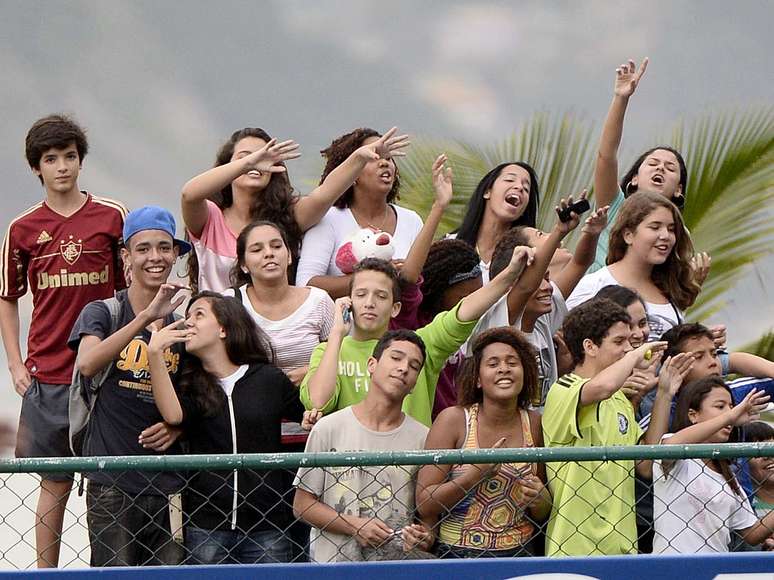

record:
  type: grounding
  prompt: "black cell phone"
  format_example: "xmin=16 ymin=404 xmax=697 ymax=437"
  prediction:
xmin=342 ymin=306 xmax=352 ymax=324
xmin=558 ymin=198 xmax=591 ymax=222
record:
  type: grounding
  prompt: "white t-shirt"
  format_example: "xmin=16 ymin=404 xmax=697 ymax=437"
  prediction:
xmin=516 ymin=282 xmax=569 ymax=407
xmin=218 ymin=364 xmax=249 ymax=398
xmin=294 ymin=407 xmax=429 ymax=562
xmin=295 ymin=205 xmax=423 ymax=286
xmin=566 ymin=266 xmax=683 ymax=341
xmin=222 ymin=285 xmax=334 ymax=374
xmin=652 ymin=436 xmax=757 ymax=554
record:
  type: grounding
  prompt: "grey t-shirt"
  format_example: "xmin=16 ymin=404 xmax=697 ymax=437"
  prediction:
xmin=295 ymin=406 xmax=428 ymax=562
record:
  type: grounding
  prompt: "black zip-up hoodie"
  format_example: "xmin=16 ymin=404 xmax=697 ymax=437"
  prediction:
xmin=180 ymin=362 xmax=304 ymax=532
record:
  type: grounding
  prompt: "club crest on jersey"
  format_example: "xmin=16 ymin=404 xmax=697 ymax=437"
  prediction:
xmin=59 ymin=236 xmax=83 ymax=265
xmin=617 ymin=412 xmax=629 ymax=434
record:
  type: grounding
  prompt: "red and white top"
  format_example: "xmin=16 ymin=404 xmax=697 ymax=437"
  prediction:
xmin=0 ymin=193 xmax=127 ymax=383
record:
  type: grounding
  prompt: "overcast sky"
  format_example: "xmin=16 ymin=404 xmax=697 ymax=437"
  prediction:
xmin=0 ymin=0 xmax=771 ymax=425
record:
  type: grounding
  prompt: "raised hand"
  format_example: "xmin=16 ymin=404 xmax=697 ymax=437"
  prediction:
xmin=505 ymin=245 xmax=536 ymax=281
xmin=632 ymin=341 xmax=667 ymax=370
xmin=554 ymin=190 xmax=589 ymax=235
xmin=243 ymin=138 xmax=301 ymax=174
xmin=144 ymin=284 xmax=188 ymax=323
xmin=149 ymin=318 xmax=189 ymax=355
xmin=431 ymin=154 xmax=453 ymax=208
xmin=730 ymin=389 xmax=771 ymax=427
xmin=708 ymin=324 xmax=727 ymax=349
xmin=581 ymin=205 xmax=610 ymax=236
xmin=691 ymin=252 xmax=712 ymax=287
xmin=614 ymin=58 xmax=649 ymax=98
xmin=355 ymin=127 xmax=410 ymax=161
xmin=657 ymin=352 xmax=696 ymax=397
xmin=331 ymin=296 xmax=353 ymax=336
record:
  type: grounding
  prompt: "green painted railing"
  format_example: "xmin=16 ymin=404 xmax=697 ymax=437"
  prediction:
xmin=1 ymin=443 xmax=772 ymax=473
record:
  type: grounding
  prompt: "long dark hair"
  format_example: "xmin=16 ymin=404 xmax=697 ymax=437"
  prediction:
xmin=454 ymin=162 xmax=540 ymax=246
xmin=229 ymin=220 xmax=292 ymax=287
xmin=456 ymin=327 xmax=538 ymax=409
xmin=419 ymin=239 xmax=480 ymax=318
xmin=179 ymin=292 xmax=275 ymax=415
xmin=671 ymin=376 xmax=742 ymax=495
xmin=620 ymin=146 xmax=688 ymax=209
xmin=320 ymin=128 xmax=401 ymax=209
xmin=185 ymin=128 xmax=302 ymax=290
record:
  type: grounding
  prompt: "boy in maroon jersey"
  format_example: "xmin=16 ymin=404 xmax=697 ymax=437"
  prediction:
xmin=0 ymin=115 xmax=127 ymax=567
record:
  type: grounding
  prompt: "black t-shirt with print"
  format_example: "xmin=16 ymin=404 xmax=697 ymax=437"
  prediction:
xmin=68 ymin=290 xmax=183 ymax=494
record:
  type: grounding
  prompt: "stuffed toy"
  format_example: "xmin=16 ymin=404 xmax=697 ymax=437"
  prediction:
xmin=335 ymin=228 xmax=395 ymax=274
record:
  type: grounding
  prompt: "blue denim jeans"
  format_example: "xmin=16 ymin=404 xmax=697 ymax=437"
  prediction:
xmin=186 ymin=526 xmax=292 ymax=564
xmin=86 ymin=482 xmax=184 ymax=567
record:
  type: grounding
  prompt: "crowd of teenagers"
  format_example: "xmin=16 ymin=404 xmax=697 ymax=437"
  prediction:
xmin=2 ymin=58 xmax=774 ymax=568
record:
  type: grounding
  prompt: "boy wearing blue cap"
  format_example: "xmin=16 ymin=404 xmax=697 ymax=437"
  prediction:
xmin=68 ymin=206 xmax=191 ymax=567
xmin=0 ymin=115 xmax=127 ymax=568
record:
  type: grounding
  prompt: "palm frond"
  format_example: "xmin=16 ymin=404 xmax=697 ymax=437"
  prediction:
xmin=398 ymin=111 xmax=597 ymax=240
xmin=663 ymin=106 xmax=774 ymax=320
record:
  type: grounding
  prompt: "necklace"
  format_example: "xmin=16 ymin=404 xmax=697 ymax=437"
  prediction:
xmin=352 ymin=204 xmax=390 ymax=232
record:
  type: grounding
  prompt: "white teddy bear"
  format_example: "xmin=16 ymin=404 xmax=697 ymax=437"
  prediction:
xmin=335 ymin=228 xmax=395 ymax=274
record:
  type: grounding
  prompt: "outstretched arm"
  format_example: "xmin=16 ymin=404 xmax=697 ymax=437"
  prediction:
xmin=457 ymin=245 xmax=534 ymax=323
xmin=181 ymin=138 xmax=301 ymax=237
xmin=581 ymin=342 xmax=667 ymax=405
xmin=729 ymin=352 xmax=774 ymax=378
xmin=76 ymin=284 xmax=187 ymax=377
xmin=594 ymin=58 xmax=649 ymax=208
xmin=506 ymin=193 xmax=586 ymax=324
xmin=400 ymin=154 xmax=453 ymax=284
xmin=553 ymin=205 xmax=609 ymax=299
xmin=295 ymin=127 xmax=410 ymax=232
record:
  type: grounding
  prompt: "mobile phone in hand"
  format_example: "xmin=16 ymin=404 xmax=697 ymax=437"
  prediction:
xmin=342 ymin=306 xmax=352 ymax=324
xmin=558 ymin=198 xmax=591 ymax=222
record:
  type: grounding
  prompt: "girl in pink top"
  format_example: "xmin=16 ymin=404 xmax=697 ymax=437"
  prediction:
xmin=182 ymin=127 xmax=409 ymax=292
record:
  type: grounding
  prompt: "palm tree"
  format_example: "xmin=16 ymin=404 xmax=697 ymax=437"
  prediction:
xmin=398 ymin=107 xmax=774 ymax=328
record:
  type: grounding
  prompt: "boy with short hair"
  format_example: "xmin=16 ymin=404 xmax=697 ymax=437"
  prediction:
xmin=0 ymin=114 xmax=127 ymax=567
xmin=68 ymin=206 xmax=190 ymax=567
xmin=294 ymin=329 xmax=434 ymax=562
xmin=542 ymin=298 xmax=692 ymax=557
xmin=300 ymin=246 xmax=533 ymax=427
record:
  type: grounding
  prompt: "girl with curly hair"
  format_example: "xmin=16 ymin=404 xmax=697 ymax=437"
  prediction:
xmin=416 ymin=327 xmax=551 ymax=558
xmin=295 ymin=127 xmax=421 ymax=298
xmin=567 ymin=191 xmax=699 ymax=340
xmin=182 ymin=126 xmax=408 ymax=292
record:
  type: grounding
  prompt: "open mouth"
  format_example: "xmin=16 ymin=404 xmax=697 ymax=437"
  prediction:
xmin=379 ymin=170 xmax=393 ymax=183
xmin=145 ymin=266 xmax=165 ymax=274
xmin=505 ymin=193 xmax=521 ymax=207
xmin=651 ymin=174 xmax=665 ymax=186
xmin=654 ymin=244 xmax=671 ymax=253
xmin=495 ymin=378 xmax=513 ymax=386
xmin=247 ymin=170 xmax=263 ymax=178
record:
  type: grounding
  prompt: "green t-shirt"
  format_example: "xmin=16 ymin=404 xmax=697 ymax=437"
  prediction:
xmin=299 ymin=303 xmax=477 ymax=427
xmin=542 ymin=372 xmax=643 ymax=557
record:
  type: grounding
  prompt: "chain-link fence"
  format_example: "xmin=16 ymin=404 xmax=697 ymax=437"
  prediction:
xmin=1 ymin=443 xmax=773 ymax=569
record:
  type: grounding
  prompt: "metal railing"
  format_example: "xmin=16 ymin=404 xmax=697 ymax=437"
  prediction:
xmin=0 ymin=443 xmax=772 ymax=568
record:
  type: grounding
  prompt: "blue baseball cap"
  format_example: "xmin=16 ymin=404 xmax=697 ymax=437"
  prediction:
xmin=123 ymin=206 xmax=192 ymax=255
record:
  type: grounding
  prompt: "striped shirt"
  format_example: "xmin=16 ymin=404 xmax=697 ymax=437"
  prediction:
xmin=223 ymin=284 xmax=334 ymax=374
